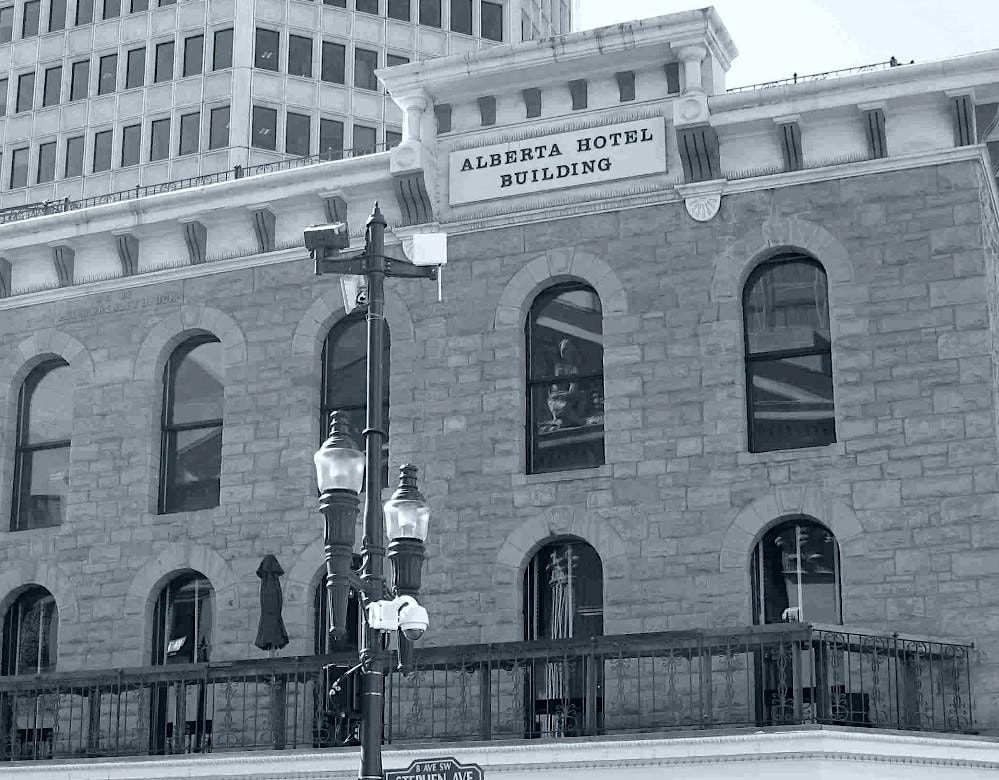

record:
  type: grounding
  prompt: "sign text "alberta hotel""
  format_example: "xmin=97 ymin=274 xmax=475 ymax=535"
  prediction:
xmin=448 ymin=118 xmax=666 ymax=205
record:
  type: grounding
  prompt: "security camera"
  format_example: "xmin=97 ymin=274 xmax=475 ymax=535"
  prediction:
xmin=398 ymin=599 xmax=429 ymax=641
xmin=304 ymin=222 xmax=350 ymax=253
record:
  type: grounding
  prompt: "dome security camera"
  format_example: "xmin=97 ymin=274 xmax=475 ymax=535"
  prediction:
xmin=397 ymin=600 xmax=429 ymax=641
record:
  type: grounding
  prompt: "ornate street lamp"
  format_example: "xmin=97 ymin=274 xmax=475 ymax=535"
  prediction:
xmin=307 ymin=203 xmax=443 ymax=780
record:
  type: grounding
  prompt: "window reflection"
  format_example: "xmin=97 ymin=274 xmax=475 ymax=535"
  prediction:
xmin=526 ymin=283 xmax=604 ymax=473
xmin=13 ymin=360 xmax=72 ymax=531
xmin=744 ymin=255 xmax=835 ymax=452
xmin=752 ymin=518 xmax=841 ymax=625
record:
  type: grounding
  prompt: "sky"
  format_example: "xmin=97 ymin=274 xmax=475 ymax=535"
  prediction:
xmin=577 ymin=1 xmax=999 ymax=89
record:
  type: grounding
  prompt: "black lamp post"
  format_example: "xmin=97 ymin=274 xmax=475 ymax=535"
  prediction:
xmin=308 ymin=203 xmax=437 ymax=780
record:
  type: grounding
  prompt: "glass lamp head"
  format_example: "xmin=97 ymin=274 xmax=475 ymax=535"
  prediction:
xmin=383 ymin=464 xmax=430 ymax=541
xmin=314 ymin=411 xmax=364 ymax=493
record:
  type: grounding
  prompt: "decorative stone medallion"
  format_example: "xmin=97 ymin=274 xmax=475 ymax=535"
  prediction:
xmin=675 ymin=179 xmax=726 ymax=223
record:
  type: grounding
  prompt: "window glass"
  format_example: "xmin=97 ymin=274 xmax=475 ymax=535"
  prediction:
xmin=36 ymin=140 xmax=56 ymax=182
xmin=12 ymin=361 xmax=71 ymax=531
xmin=49 ymin=0 xmax=66 ymax=30
xmin=386 ymin=53 xmax=408 ymax=67
xmin=481 ymin=1 xmax=502 ymax=40
xmin=103 ymin=0 xmax=119 ymax=18
xmin=126 ymin=47 xmax=145 ymax=88
xmin=149 ymin=117 xmax=169 ymax=160
xmin=131 ymin=0 xmax=147 ymax=10
xmin=22 ymin=0 xmax=40 ymax=36
xmin=16 ymin=72 xmax=34 ymax=112
xmin=353 ymin=47 xmax=378 ymax=90
xmin=286 ymin=111 xmax=311 ymax=156
xmin=434 ymin=103 xmax=451 ymax=134
xmin=387 ymin=0 xmax=408 ymax=20
xmin=526 ymin=283 xmax=605 ymax=473
xmin=209 ymin=104 xmax=229 ymax=149
xmin=386 ymin=129 xmax=401 ymax=149
xmin=179 ymin=111 xmax=199 ymax=155
xmin=321 ymin=315 xmax=389 ymax=480
xmin=418 ymin=0 xmax=439 ymax=26
xmin=151 ymin=572 xmax=213 ymax=665
xmin=183 ymin=34 xmax=203 ymax=77
xmin=75 ymin=0 xmax=93 ymax=24
xmin=213 ymin=28 xmax=233 ymax=70
xmin=450 ymin=0 xmax=471 ymax=34
xmin=323 ymin=0 xmax=346 ymax=5
xmin=121 ymin=123 xmax=140 ymax=166
xmin=64 ymin=135 xmax=84 ymax=176
xmin=752 ymin=518 xmax=841 ymax=625
xmin=42 ymin=66 xmax=61 ymax=107
xmin=319 ymin=117 xmax=343 ymax=159
xmin=70 ymin=59 xmax=89 ymax=100
xmin=743 ymin=255 xmax=834 ymax=453
xmin=356 ymin=0 xmax=377 ymax=12
xmin=321 ymin=40 xmax=345 ymax=83
xmin=288 ymin=34 xmax=312 ymax=77
xmin=255 ymin=27 xmax=279 ymax=71
xmin=0 ymin=5 xmax=13 ymax=41
xmin=98 ymin=53 xmax=117 ymax=94
xmin=160 ymin=338 xmax=223 ymax=513
xmin=92 ymin=128 xmax=112 ymax=171
xmin=9 ymin=146 xmax=26 ymax=187
xmin=251 ymin=105 xmax=277 ymax=150
xmin=2 ymin=588 xmax=58 ymax=674
xmin=0 ymin=78 xmax=8 ymax=116
xmin=353 ymin=124 xmax=376 ymax=155
xmin=154 ymin=40 xmax=174 ymax=82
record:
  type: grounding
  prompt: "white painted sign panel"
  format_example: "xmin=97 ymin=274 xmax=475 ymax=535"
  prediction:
xmin=448 ymin=118 xmax=666 ymax=206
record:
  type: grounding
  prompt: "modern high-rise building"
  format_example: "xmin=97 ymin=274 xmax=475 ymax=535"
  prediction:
xmin=0 ymin=0 xmax=576 ymax=211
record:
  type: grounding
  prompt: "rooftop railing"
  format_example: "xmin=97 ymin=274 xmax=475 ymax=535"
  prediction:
xmin=0 ymin=145 xmax=390 ymax=227
xmin=0 ymin=624 xmax=974 ymax=762
xmin=726 ymin=60 xmax=899 ymax=94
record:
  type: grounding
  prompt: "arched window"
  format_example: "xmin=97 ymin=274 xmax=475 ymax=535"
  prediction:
xmin=159 ymin=336 xmax=223 ymax=513
xmin=150 ymin=571 xmax=214 ymax=665
xmin=523 ymin=538 xmax=603 ymax=738
xmin=743 ymin=254 xmax=834 ymax=452
xmin=12 ymin=359 xmax=72 ymax=531
xmin=1 ymin=587 xmax=58 ymax=675
xmin=526 ymin=283 xmax=604 ymax=474
xmin=751 ymin=517 xmax=841 ymax=625
xmin=321 ymin=315 xmax=389 ymax=481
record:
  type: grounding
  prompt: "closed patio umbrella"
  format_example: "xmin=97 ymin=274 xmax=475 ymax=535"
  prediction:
xmin=255 ymin=554 xmax=289 ymax=653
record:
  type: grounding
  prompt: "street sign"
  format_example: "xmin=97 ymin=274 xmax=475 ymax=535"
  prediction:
xmin=384 ymin=756 xmax=484 ymax=780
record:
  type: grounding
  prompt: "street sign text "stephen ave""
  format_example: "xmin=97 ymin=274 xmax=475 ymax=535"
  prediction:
xmin=384 ymin=756 xmax=484 ymax=780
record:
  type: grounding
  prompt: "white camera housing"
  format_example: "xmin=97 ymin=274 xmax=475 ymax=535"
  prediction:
xmin=367 ymin=595 xmax=429 ymax=641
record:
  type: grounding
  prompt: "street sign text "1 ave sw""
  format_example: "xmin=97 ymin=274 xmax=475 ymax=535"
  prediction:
xmin=384 ymin=756 xmax=484 ymax=780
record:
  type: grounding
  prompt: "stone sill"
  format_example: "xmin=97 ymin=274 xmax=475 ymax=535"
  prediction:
xmin=511 ymin=464 xmax=613 ymax=486
xmin=737 ymin=441 xmax=846 ymax=466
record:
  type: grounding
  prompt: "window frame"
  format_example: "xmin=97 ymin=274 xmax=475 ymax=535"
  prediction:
xmin=15 ymin=72 xmax=34 ymax=113
xmin=149 ymin=116 xmax=170 ymax=161
xmin=121 ymin=122 xmax=140 ymax=166
xmin=481 ymin=0 xmax=503 ymax=41
xmin=125 ymin=47 xmax=145 ymax=89
xmin=48 ymin=0 xmax=66 ymax=31
xmin=251 ymin=104 xmax=277 ymax=150
xmin=2 ymin=587 xmax=58 ymax=675
xmin=0 ymin=5 xmax=13 ymax=42
xmin=21 ymin=0 xmax=40 ymax=37
xmin=183 ymin=34 xmax=203 ymax=77
xmin=153 ymin=39 xmax=174 ymax=83
xmin=353 ymin=46 xmax=379 ymax=91
xmin=178 ymin=110 xmax=200 ymax=156
xmin=151 ymin=571 xmax=214 ymax=665
xmin=11 ymin=359 xmax=71 ymax=532
xmin=286 ymin=111 xmax=311 ymax=156
xmin=64 ymin=134 xmax=84 ymax=177
xmin=321 ymin=40 xmax=346 ymax=84
xmin=42 ymin=65 xmax=61 ymax=107
xmin=386 ymin=0 xmax=409 ymax=20
xmin=158 ymin=335 xmax=224 ymax=514
xmin=208 ymin=104 xmax=229 ymax=150
xmin=97 ymin=52 xmax=117 ymax=95
xmin=287 ymin=33 xmax=313 ymax=78
xmin=36 ymin=139 xmax=56 ymax=182
xmin=742 ymin=253 xmax=835 ymax=454
xmin=92 ymin=128 xmax=112 ymax=172
xmin=8 ymin=145 xmax=28 ymax=188
xmin=70 ymin=59 xmax=89 ymax=101
xmin=254 ymin=27 xmax=280 ymax=71
xmin=212 ymin=28 xmax=233 ymax=70
xmin=525 ymin=281 xmax=605 ymax=475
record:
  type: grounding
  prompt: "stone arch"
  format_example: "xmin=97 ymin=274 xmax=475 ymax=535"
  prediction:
xmin=0 ymin=559 xmax=79 ymax=627
xmin=492 ymin=246 xmax=628 ymax=330
xmin=133 ymin=304 xmax=248 ymax=380
xmin=123 ymin=542 xmax=240 ymax=663
xmin=284 ymin=539 xmax=328 ymax=653
xmin=492 ymin=506 xmax=628 ymax=640
xmin=721 ymin=486 xmax=864 ymax=575
xmin=710 ymin=215 xmax=854 ymax=304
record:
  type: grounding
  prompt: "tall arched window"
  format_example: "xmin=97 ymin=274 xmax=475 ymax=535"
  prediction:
xmin=1 ymin=587 xmax=58 ymax=675
xmin=524 ymin=538 xmax=603 ymax=738
xmin=159 ymin=336 xmax=223 ymax=513
xmin=12 ymin=359 xmax=72 ymax=531
xmin=321 ymin=315 xmax=389 ymax=480
xmin=743 ymin=254 xmax=834 ymax=452
xmin=526 ymin=283 xmax=604 ymax=474
xmin=751 ymin=517 xmax=841 ymax=625
xmin=150 ymin=571 xmax=214 ymax=665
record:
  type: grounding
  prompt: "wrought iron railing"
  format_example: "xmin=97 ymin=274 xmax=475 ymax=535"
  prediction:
xmin=0 ymin=625 xmax=974 ymax=762
xmin=0 ymin=145 xmax=390 ymax=226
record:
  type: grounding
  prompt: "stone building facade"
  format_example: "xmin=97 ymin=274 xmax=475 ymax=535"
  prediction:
xmin=1 ymin=6 xmax=999 ymax=776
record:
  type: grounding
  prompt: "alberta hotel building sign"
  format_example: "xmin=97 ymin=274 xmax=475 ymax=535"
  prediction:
xmin=448 ymin=117 xmax=667 ymax=205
